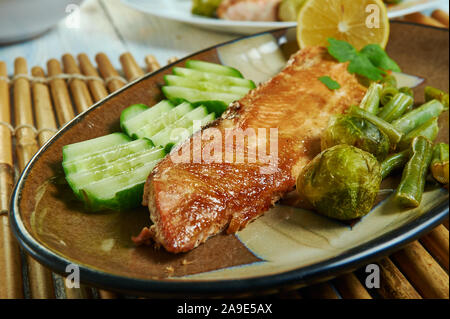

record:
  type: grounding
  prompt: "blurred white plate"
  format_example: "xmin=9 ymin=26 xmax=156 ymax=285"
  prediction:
xmin=122 ymin=0 xmax=442 ymax=35
xmin=0 ymin=0 xmax=84 ymax=43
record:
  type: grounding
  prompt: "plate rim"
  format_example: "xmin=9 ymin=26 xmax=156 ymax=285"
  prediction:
xmin=9 ymin=22 xmax=450 ymax=296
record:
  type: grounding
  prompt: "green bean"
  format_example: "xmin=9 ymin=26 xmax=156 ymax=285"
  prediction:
xmin=349 ymin=105 xmax=403 ymax=147
xmin=380 ymin=86 xmax=399 ymax=106
xmin=391 ymin=99 xmax=444 ymax=134
xmin=359 ymin=82 xmax=382 ymax=114
xmin=424 ymin=86 xmax=449 ymax=109
xmin=381 ymin=149 xmax=411 ymax=179
xmin=395 ymin=136 xmax=433 ymax=208
xmin=431 ymin=142 xmax=449 ymax=185
xmin=398 ymin=117 xmax=439 ymax=150
xmin=398 ymin=87 xmax=414 ymax=112
xmin=398 ymin=87 xmax=414 ymax=98
xmin=377 ymin=93 xmax=414 ymax=123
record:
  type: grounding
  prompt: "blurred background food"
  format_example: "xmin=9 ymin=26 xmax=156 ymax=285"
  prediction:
xmin=217 ymin=0 xmax=282 ymax=21
xmin=192 ymin=0 xmax=403 ymax=21
xmin=192 ymin=0 xmax=223 ymax=17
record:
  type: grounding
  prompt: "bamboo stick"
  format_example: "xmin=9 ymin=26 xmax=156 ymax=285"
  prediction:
xmin=62 ymin=54 xmax=93 ymax=113
xmin=64 ymin=285 xmax=93 ymax=299
xmin=98 ymin=289 xmax=119 ymax=299
xmin=14 ymin=58 xmax=39 ymax=170
xmin=404 ymin=12 xmax=446 ymax=28
xmin=47 ymin=59 xmax=75 ymax=125
xmin=377 ymin=258 xmax=422 ymax=299
xmin=78 ymin=53 xmax=108 ymax=102
xmin=120 ymin=52 xmax=144 ymax=82
xmin=0 ymin=61 xmax=24 ymax=299
xmin=420 ymin=225 xmax=449 ymax=272
xmin=31 ymin=67 xmax=58 ymax=145
xmin=391 ymin=241 xmax=449 ymax=298
xmin=14 ymin=57 xmax=55 ymax=299
xmin=95 ymin=53 xmax=125 ymax=92
xmin=431 ymin=10 xmax=449 ymax=28
xmin=145 ymin=55 xmax=160 ymax=73
xmin=300 ymin=282 xmax=340 ymax=299
xmin=333 ymin=273 xmax=372 ymax=299
xmin=167 ymin=56 xmax=179 ymax=64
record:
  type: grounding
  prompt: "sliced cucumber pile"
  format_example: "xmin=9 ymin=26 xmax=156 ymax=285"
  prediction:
xmin=62 ymin=133 xmax=165 ymax=211
xmin=120 ymin=101 xmax=216 ymax=150
xmin=162 ymin=60 xmax=255 ymax=108
xmin=62 ymin=59 xmax=252 ymax=212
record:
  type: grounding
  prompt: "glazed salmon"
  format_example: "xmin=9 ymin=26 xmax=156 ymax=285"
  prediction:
xmin=135 ymin=46 xmax=367 ymax=253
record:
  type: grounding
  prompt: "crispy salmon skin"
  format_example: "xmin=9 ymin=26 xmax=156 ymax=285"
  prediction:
xmin=135 ymin=46 xmax=367 ymax=253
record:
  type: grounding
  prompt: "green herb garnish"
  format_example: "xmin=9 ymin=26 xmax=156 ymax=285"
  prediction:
xmin=360 ymin=44 xmax=401 ymax=72
xmin=327 ymin=38 xmax=401 ymax=81
xmin=319 ymin=76 xmax=341 ymax=90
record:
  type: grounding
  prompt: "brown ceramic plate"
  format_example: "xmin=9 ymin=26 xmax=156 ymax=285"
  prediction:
xmin=10 ymin=22 xmax=449 ymax=297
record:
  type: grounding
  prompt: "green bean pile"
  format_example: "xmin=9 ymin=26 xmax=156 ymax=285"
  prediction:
xmin=353 ymin=77 xmax=449 ymax=208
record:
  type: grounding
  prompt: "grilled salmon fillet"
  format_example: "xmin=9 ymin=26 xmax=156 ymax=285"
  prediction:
xmin=135 ymin=46 xmax=367 ymax=253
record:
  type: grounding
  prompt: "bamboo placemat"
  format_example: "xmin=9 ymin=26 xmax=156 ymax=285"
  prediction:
xmin=0 ymin=39 xmax=448 ymax=299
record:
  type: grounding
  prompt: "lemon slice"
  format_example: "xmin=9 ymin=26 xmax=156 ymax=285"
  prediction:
xmin=297 ymin=0 xmax=390 ymax=50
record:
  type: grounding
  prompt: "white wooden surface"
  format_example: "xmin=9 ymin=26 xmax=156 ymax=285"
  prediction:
xmin=0 ymin=0 xmax=448 ymax=75
xmin=0 ymin=0 xmax=235 ymax=74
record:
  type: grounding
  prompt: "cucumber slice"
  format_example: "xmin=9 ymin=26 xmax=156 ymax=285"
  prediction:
xmin=66 ymin=147 xmax=165 ymax=192
xmin=122 ymin=100 xmax=174 ymax=137
xmin=164 ymin=75 xmax=251 ymax=95
xmin=133 ymin=102 xmax=194 ymax=139
xmin=62 ymin=133 xmax=131 ymax=162
xmin=63 ymin=138 xmax=153 ymax=175
xmin=185 ymin=60 xmax=243 ymax=78
xmin=165 ymin=112 xmax=217 ymax=152
xmin=120 ymin=104 xmax=148 ymax=132
xmin=172 ymin=67 xmax=255 ymax=89
xmin=192 ymin=100 xmax=228 ymax=117
xmin=80 ymin=160 xmax=160 ymax=211
xmin=199 ymin=112 xmax=216 ymax=126
xmin=150 ymin=106 xmax=208 ymax=147
xmin=162 ymin=86 xmax=242 ymax=106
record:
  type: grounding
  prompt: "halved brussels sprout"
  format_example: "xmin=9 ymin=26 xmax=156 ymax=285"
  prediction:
xmin=321 ymin=114 xmax=390 ymax=161
xmin=297 ymin=144 xmax=382 ymax=220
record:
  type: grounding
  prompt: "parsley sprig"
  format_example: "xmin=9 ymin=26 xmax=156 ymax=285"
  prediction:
xmin=327 ymin=38 xmax=401 ymax=81
xmin=319 ymin=76 xmax=341 ymax=90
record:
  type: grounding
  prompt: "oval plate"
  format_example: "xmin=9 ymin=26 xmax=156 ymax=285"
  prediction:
xmin=121 ymin=0 xmax=443 ymax=35
xmin=10 ymin=22 xmax=449 ymax=297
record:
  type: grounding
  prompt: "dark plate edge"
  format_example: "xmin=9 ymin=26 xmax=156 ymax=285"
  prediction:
xmin=9 ymin=21 xmax=450 ymax=296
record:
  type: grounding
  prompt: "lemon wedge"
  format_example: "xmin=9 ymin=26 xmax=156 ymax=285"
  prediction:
xmin=297 ymin=0 xmax=390 ymax=50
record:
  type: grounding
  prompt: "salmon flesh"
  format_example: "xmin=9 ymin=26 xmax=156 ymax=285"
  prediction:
xmin=136 ymin=46 xmax=367 ymax=253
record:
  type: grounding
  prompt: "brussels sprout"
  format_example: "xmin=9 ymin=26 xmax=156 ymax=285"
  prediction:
xmin=191 ymin=0 xmax=222 ymax=17
xmin=297 ymin=145 xmax=382 ymax=220
xmin=321 ymin=114 xmax=390 ymax=161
